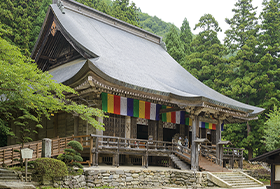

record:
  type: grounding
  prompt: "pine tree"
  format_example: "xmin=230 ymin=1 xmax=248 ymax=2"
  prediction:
xmin=111 ymin=0 xmax=139 ymax=27
xmin=0 ymin=0 xmax=41 ymax=55
xmin=180 ymin=18 xmax=192 ymax=55
xmin=224 ymin=0 xmax=258 ymax=52
xmin=183 ymin=14 xmax=226 ymax=90
xmin=30 ymin=0 xmax=52 ymax=52
xmin=222 ymin=0 xmax=264 ymax=159
xmin=165 ymin=25 xmax=185 ymax=64
xmin=76 ymin=0 xmax=112 ymax=15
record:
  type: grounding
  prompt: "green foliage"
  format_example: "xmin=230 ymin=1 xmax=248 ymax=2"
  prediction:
xmin=34 ymin=158 xmax=68 ymax=180
xmin=180 ymin=18 xmax=192 ymax=55
xmin=138 ymin=12 xmax=180 ymax=40
xmin=57 ymin=141 xmax=84 ymax=168
xmin=263 ymin=105 xmax=280 ymax=151
xmin=224 ymin=0 xmax=259 ymax=52
xmin=0 ymin=36 xmax=105 ymax=147
xmin=67 ymin=140 xmax=83 ymax=151
xmin=165 ymin=25 xmax=185 ymax=64
xmin=30 ymin=0 xmax=52 ymax=50
xmin=76 ymin=0 xmax=112 ymax=15
xmin=111 ymin=0 xmax=139 ymax=27
xmin=0 ymin=0 xmax=42 ymax=55
xmin=183 ymin=14 xmax=227 ymax=90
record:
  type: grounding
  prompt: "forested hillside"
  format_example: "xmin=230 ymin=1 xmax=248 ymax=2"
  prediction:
xmin=138 ymin=12 xmax=180 ymax=40
xmin=0 ymin=0 xmax=280 ymax=159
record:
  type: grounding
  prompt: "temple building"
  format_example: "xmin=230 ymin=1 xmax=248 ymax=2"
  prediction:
xmin=9 ymin=0 xmax=265 ymax=170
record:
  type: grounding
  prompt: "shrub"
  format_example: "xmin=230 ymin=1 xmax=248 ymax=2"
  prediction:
xmin=34 ymin=158 xmax=68 ymax=180
xmin=57 ymin=140 xmax=83 ymax=168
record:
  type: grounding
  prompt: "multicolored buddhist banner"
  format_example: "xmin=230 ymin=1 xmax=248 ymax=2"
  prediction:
xmin=199 ymin=121 xmax=216 ymax=130
xmin=102 ymin=93 xmax=197 ymax=126
xmin=199 ymin=121 xmax=224 ymax=131
xmin=161 ymin=105 xmax=186 ymax=125
xmin=101 ymin=93 xmax=161 ymax=120
xmin=185 ymin=117 xmax=192 ymax=126
xmin=160 ymin=107 xmax=194 ymax=126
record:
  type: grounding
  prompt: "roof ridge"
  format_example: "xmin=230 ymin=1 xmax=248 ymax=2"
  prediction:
xmin=55 ymin=0 xmax=164 ymax=45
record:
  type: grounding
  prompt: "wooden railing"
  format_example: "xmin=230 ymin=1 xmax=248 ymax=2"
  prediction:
xmin=0 ymin=134 xmax=245 ymax=169
xmin=90 ymin=134 xmax=174 ymax=151
xmin=223 ymin=147 xmax=244 ymax=158
xmin=201 ymin=145 xmax=217 ymax=163
xmin=0 ymin=136 xmax=72 ymax=166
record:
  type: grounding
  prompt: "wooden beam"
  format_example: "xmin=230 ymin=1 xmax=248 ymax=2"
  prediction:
xmin=159 ymin=107 xmax=184 ymax=114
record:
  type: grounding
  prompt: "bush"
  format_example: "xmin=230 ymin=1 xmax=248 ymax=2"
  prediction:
xmin=57 ymin=140 xmax=83 ymax=168
xmin=34 ymin=158 xmax=68 ymax=180
xmin=68 ymin=140 xmax=83 ymax=151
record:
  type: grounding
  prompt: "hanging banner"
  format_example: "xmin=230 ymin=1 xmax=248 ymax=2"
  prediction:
xmin=102 ymin=93 xmax=198 ymax=127
xmin=161 ymin=105 xmax=187 ymax=125
xmin=101 ymin=93 xmax=161 ymax=120
xmin=199 ymin=121 xmax=217 ymax=130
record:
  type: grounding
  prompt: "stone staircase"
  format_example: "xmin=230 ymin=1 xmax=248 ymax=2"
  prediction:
xmin=0 ymin=168 xmax=20 ymax=182
xmin=169 ymin=154 xmax=190 ymax=170
xmin=210 ymin=172 xmax=264 ymax=188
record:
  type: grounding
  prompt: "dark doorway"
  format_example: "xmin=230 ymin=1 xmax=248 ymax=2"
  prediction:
xmin=163 ymin=128 xmax=177 ymax=142
xmin=137 ymin=124 xmax=148 ymax=139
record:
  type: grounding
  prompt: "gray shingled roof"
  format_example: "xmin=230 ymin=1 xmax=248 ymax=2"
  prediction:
xmin=48 ymin=3 xmax=264 ymax=116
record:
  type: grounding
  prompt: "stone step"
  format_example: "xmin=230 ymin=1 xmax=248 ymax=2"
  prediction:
xmin=211 ymin=172 xmax=263 ymax=188
xmin=0 ymin=176 xmax=20 ymax=180
xmin=231 ymin=185 xmax=264 ymax=188
xmin=0 ymin=172 xmax=17 ymax=176
xmin=0 ymin=169 xmax=15 ymax=173
xmin=224 ymin=179 xmax=256 ymax=183
xmin=170 ymin=154 xmax=189 ymax=170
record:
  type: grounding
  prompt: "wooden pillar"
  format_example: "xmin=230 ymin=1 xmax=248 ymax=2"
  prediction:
xmin=125 ymin=116 xmax=131 ymax=139
xmin=158 ymin=120 xmax=163 ymax=141
xmin=185 ymin=125 xmax=189 ymax=147
xmin=191 ymin=115 xmax=199 ymax=171
xmin=154 ymin=121 xmax=158 ymax=141
xmin=95 ymin=117 xmax=103 ymax=165
xmin=216 ymin=119 xmax=223 ymax=166
xmin=96 ymin=117 xmax=103 ymax=136
xmin=131 ymin=117 xmax=137 ymax=138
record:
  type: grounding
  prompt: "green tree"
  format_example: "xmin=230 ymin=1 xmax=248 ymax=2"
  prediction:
xmin=76 ymin=0 xmax=112 ymax=15
xmin=0 ymin=34 xmax=105 ymax=146
xmin=138 ymin=12 xmax=179 ymax=40
xmin=224 ymin=0 xmax=259 ymax=52
xmin=30 ymin=0 xmax=52 ymax=50
xmin=165 ymin=25 xmax=185 ymax=64
xmin=111 ymin=0 xmax=139 ymax=27
xmin=183 ymin=14 xmax=227 ymax=90
xmin=222 ymin=0 xmax=265 ymax=159
xmin=58 ymin=140 xmax=84 ymax=168
xmin=258 ymin=0 xmax=280 ymax=109
xmin=0 ymin=0 xmax=41 ymax=55
xmin=263 ymin=105 xmax=280 ymax=151
xmin=180 ymin=18 xmax=192 ymax=55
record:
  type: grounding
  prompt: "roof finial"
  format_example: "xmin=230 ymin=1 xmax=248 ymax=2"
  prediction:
xmin=57 ymin=0 xmax=65 ymax=14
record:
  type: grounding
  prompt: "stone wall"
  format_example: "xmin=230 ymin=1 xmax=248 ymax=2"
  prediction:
xmin=51 ymin=169 xmax=217 ymax=188
xmin=243 ymin=170 xmax=270 ymax=180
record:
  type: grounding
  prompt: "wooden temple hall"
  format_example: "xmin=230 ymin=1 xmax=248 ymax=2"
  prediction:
xmin=25 ymin=0 xmax=264 ymax=171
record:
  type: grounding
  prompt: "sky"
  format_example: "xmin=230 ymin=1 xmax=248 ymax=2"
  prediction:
xmin=131 ymin=0 xmax=264 ymax=42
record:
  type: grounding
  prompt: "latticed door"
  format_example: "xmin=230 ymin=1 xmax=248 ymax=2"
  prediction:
xmin=103 ymin=114 xmax=125 ymax=137
xmin=211 ymin=130 xmax=216 ymax=144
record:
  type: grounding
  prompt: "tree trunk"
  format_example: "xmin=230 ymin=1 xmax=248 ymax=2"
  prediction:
xmin=246 ymin=121 xmax=253 ymax=160
xmin=248 ymin=147 xmax=253 ymax=160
